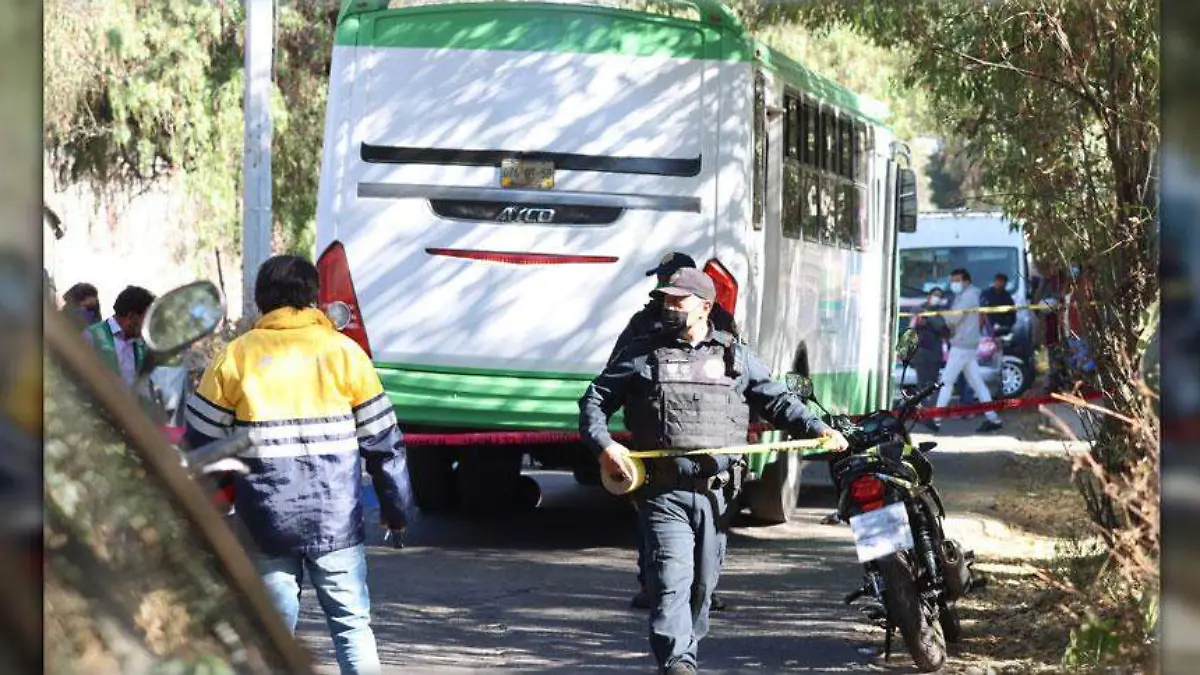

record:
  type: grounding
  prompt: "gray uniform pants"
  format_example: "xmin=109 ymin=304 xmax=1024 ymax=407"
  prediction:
xmin=638 ymin=486 xmax=727 ymax=672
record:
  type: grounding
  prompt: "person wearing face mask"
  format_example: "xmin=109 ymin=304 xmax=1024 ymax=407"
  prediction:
xmin=81 ymin=285 xmax=155 ymax=387
xmin=609 ymin=252 xmax=738 ymax=613
xmin=607 ymin=252 xmax=739 ymax=367
xmin=580 ymin=268 xmax=849 ymax=675
xmin=60 ymin=282 xmax=102 ymax=329
xmin=911 ymin=288 xmax=950 ymax=432
xmin=929 ymin=269 xmax=1003 ymax=433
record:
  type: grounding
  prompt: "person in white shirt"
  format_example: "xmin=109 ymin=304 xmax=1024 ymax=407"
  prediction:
xmin=929 ymin=269 xmax=1003 ymax=433
xmin=81 ymin=285 xmax=155 ymax=386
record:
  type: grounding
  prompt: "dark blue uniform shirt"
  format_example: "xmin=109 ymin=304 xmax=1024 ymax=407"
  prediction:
xmin=580 ymin=326 xmax=830 ymax=470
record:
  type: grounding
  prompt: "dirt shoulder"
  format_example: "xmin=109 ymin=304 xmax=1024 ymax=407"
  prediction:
xmin=917 ymin=406 xmax=1103 ymax=673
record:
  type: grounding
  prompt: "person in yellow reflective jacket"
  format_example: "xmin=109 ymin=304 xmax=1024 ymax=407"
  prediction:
xmin=184 ymin=255 xmax=414 ymax=675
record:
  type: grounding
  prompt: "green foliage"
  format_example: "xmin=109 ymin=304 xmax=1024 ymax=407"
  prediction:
xmin=757 ymin=4 xmax=1160 ymax=664
xmin=272 ymin=2 xmax=338 ymax=256
xmin=1063 ymin=590 xmax=1158 ymax=670
xmin=1064 ymin=614 xmax=1125 ymax=668
xmin=44 ymin=0 xmax=246 ymax=254
xmin=776 ymin=0 xmax=1159 ymax=471
xmin=926 ymin=136 xmax=992 ymax=210
xmin=751 ymin=21 xmax=932 ymax=143
xmin=42 ymin=0 xmax=333 ymax=261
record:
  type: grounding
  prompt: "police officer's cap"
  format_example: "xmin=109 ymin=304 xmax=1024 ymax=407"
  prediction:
xmin=644 ymin=252 xmax=696 ymax=278
xmin=651 ymin=267 xmax=716 ymax=302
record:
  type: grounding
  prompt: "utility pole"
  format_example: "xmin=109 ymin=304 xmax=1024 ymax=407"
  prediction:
xmin=242 ymin=0 xmax=274 ymax=320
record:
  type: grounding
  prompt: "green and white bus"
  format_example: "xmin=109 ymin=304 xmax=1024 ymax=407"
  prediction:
xmin=315 ymin=0 xmax=918 ymax=522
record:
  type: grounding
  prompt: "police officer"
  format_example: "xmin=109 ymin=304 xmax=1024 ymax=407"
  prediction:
xmin=608 ymin=252 xmax=738 ymax=367
xmin=579 ymin=268 xmax=848 ymax=675
xmin=615 ymin=252 xmax=739 ymax=612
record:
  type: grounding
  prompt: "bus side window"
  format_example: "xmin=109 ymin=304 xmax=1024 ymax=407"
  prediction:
xmin=752 ymin=73 xmax=766 ymax=231
xmin=854 ymin=122 xmax=870 ymax=250
xmin=800 ymin=100 xmax=814 ymax=167
xmin=782 ymin=95 xmax=802 ymax=240
xmin=786 ymin=96 xmax=800 ymax=160
xmin=838 ymin=118 xmax=857 ymax=250
xmin=800 ymin=101 xmax=820 ymax=242
xmin=816 ymin=107 xmax=828 ymax=172
xmin=784 ymin=163 xmax=802 ymax=240
xmin=818 ymin=110 xmax=838 ymax=247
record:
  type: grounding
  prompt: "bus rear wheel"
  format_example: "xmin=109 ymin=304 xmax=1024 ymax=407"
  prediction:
xmin=407 ymin=446 xmax=460 ymax=513
xmin=457 ymin=447 xmax=539 ymax=514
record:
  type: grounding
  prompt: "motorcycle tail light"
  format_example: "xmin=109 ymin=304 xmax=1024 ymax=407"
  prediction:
xmin=848 ymin=475 xmax=886 ymax=511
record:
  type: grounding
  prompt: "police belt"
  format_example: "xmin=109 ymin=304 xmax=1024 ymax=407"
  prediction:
xmin=644 ymin=456 xmax=733 ymax=492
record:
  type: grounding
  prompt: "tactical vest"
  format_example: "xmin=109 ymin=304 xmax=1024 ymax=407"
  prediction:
xmin=624 ymin=333 xmax=750 ymax=452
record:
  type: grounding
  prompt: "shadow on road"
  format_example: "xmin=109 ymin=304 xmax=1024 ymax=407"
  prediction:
xmin=299 ymin=471 xmax=888 ymax=673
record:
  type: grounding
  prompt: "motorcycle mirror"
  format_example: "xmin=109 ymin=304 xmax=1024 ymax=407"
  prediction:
xmin=785 ymin=373 xmax=815 ymax=401
xmin=896 ymin=328 xmax=919 ymax=364
xmin=142 ymin=281 xmax=226 ymax=359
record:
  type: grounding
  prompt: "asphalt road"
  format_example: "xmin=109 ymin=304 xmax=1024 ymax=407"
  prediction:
xmin=297 ymin=409 xmax=1087 ymax=674
xmin=296 ymin=470 xmax=914 ymax=674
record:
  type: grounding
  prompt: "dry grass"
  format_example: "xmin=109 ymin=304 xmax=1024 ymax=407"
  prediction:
xmin=942 ymin=558 xmax=1079 ymax=674
xmin=935 ymin=445 xmax=1114 ymax=673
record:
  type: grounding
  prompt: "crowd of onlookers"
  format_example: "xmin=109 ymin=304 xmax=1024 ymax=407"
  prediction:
xmin=906 ymin=263 xmax=1097 ymax=430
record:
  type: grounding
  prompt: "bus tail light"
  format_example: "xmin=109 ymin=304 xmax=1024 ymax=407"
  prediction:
xmin=317 ymin=241 xmax=373 ymax=358
xmin=703 ymin=258 xmax=738 ymax=315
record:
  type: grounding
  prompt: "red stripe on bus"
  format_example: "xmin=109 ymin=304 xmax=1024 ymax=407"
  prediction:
xmin=425 ymin=248 xmax=618 ymax=265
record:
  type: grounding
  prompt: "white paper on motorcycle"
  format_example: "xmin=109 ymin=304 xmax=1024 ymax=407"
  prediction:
xmin=849 ymin=502 xmax=915 ymax=563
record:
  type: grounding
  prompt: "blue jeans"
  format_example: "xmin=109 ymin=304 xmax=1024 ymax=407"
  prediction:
xmin=258 ymin=544 xmax=381 ymax=675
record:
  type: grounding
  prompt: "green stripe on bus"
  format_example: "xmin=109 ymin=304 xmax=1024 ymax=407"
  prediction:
xmin=744 ymin=369 xmax=877 ymax=475
xmin=339 ymin=5 xmax=718 ymax=60
xmin=374 ymin=360 xmax=875 ymax=439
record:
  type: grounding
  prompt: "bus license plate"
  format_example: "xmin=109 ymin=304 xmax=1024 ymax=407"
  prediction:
xmin=500 ymin=159 xmax=554 ymax=190
xmin=848 ymin=502 xmax=914 ymax=563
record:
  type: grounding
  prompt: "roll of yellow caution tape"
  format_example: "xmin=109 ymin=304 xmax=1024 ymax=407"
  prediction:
xmin=601 ymin=455 xmax=647 ymax=495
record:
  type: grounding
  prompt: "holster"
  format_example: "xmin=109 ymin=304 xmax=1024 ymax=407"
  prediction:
xmin=717 ymin=458 xmax=747 ymax=532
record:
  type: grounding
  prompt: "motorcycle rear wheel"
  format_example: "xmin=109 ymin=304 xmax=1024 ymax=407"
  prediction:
xmin=878 ymin=553 xmax=947 ymax=672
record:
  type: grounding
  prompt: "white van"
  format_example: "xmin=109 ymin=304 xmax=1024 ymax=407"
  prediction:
xmin=897 ymin=211 xmax=1038 ymax=398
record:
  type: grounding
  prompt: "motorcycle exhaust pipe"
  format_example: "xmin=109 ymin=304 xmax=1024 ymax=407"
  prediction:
xmin=938 ymin=539 xmax=974 ymax=600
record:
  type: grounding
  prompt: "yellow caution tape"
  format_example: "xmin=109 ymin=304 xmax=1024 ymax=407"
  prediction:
xmin=898 ymin=302 xmax=1059 ymax=318
xmin=628 ymin=438 xmax=831 ymax=459
xmin=603 ymin=438 xmax=833 ymax=495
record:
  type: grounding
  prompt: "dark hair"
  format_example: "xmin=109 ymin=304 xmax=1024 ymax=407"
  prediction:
xmin=928 ymin=286 xmax=943 ymax=296
xmin=62 ymin=282 xmax=98 ymax=305
xmin=113 ymin=285 xmax=155 ymax=317
xmin=255 ymin=255 xmax=319 ymax=314
xmin=994 ymin=273 xmax=1008 ymax=283
xmin=950 ymin=268 xmax=971 ymax=282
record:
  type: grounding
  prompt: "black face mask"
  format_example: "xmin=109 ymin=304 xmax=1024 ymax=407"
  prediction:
xmin=661 ymin=308 xmax=689 ymax=334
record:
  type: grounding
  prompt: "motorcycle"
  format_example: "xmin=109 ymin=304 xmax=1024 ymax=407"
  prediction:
xmin=793 ymin=329 xmax=987 ymax=672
